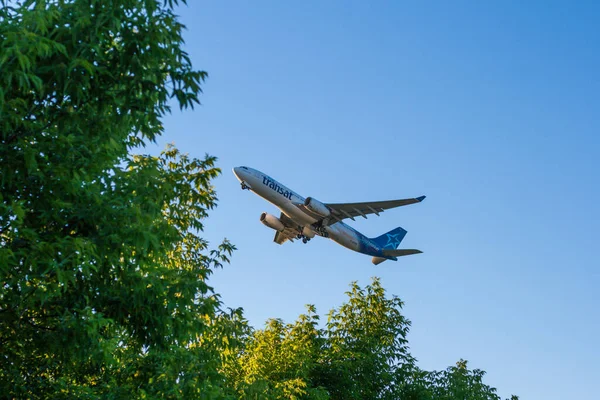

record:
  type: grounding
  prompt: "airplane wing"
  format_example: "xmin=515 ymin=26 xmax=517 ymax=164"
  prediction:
xmin=273 ymin=212 xmax=301 ymax=245
xmin=324 ymin=196 xmax=426 ymax=225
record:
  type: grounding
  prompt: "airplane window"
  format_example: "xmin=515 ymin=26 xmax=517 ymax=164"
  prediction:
xmin=241 ymin=166 xmax=248 ymax=170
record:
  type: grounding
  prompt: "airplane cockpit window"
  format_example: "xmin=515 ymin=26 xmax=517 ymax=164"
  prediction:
xmin=241 ymin=166 xmax=249 ymax=170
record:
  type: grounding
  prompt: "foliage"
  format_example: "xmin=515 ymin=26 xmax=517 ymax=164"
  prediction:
xmin=316 ymin=278 xmax=414 ymax=399
xmin=425 ymin=359 xmax=504 ymax=400
xmin=0 ymin=0 xmax=232 ymax=398
xmin=393 ymin=360 xmax=520 ymax=400
xmin=226 ymin=279 xmax=519 ymax=400
xmin=224 ymin=307 xmax=327 ymax=400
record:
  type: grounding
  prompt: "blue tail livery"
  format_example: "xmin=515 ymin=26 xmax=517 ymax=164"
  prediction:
xmin=370 ymin=227 xmax=408 ymax=250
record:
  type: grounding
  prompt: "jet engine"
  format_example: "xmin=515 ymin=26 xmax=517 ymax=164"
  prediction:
xmin=304 ymin=197 xmax=330 ymax=218
xmin=260 ymin=212 xmax=285 ymax=232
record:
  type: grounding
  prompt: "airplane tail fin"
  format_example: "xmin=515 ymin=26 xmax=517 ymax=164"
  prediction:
xmin=370 ymin=227 xmax=421 ymax=265
xmin=370 ymin=227 xmax=407 ymax=250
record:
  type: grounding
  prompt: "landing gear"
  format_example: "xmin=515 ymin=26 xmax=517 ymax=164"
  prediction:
xmin=297 ymin=228 xmax=311 ymax=244
xmin=312 ymin=223 xmax=329 ymax=238
xmin=241 ymin=182 xmax=249 ymax=190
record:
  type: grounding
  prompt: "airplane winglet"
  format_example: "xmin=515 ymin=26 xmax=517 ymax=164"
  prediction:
xmin=416 ymin=195 xmax=426 ymax=202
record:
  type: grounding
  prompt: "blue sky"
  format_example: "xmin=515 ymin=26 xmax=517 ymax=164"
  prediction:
xmin=154 ymin=1 xmax=599 ymax=398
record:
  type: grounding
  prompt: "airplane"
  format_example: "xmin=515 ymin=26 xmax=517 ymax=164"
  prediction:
xmin=233 ymin=166 xmax=426 ymax=265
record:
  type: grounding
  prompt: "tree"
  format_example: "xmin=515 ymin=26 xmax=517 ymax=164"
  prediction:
xmin=225 ymin=278 xmax=416 ymax=400
xmin=415 ymin=359 xmax=519 ymax=400
xmin=228 ymin=279 xmax=519 ymax=400
xmin=316 ymin=277 xmax=415 ymax=400
xmin=0 ymin=1 xmax=232 ymax=397
xmin=224 ymin=306 xmax=328 ymax=400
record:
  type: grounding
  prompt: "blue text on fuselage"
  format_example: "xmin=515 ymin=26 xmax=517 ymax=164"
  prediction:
xmin=262 ymin=176 xmax=293 ymax=200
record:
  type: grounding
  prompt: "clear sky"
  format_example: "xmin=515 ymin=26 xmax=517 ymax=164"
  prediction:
xmin=154 ymin=1 xmax=599 ymax=398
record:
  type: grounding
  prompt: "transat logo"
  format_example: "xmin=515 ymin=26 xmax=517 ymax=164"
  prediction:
xmin=383 ymin=232 xmax=403 ymax=249
xmin=262 ymin=176 xmax=293 ymax=200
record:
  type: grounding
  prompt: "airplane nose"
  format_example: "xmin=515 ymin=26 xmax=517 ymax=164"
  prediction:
xmin=232 ymin=167 xmax=240 ymax=177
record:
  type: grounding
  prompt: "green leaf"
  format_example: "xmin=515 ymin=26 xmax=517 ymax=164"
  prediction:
xmin=23 ymin=148 xmax=38 ymax=173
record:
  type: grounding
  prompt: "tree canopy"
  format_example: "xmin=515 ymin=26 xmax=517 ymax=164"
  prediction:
xmin=1 ymin=0 xmax=232 ymax=397
xmin=1 ymin=1 xmax=518 ymax=399
xmin=220 ymin=278 xmax=519 ymax=400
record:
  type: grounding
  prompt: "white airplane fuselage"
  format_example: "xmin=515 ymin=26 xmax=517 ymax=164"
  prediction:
xmin=233 ymin=166 xmax=381 ymax=256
